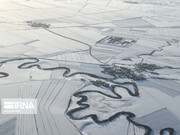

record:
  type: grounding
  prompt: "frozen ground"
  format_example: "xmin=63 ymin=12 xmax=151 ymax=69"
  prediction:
xmin=0 ymin=0 xmax=180 ymax=135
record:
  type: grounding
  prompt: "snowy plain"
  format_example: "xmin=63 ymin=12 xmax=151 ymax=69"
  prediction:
xmin=0 ymin=0 xmax=180 ymax=135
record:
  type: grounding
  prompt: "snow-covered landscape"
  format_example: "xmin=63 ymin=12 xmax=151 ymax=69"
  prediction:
xmin=0 ymin=0 xmax=180 ymax=135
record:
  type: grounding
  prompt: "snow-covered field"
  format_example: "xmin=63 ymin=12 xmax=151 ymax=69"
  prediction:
xmin=0 ymin=0 xmax=180 ymax=135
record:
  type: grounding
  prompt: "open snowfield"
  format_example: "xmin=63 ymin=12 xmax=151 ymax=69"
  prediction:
xmin=0 ymin=0 xmax=180 ymax=135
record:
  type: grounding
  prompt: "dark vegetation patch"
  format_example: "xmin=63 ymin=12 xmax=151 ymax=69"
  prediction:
xmin=101 ymin=65 xmax=146 ymax=81
xmin=100 ymin=63 xmax=171 ymax=81
xmin=27 ymin=21 xmax=50 ymax=28
xmin=97 ymin=36 xmax=136 ymax=47
xmin=90 ymin=80 xmax=110 ymax=88
xmin=134 ymin=63 xmax=162 ymax=72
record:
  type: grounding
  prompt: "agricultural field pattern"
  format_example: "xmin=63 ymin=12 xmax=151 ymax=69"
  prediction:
xmin=0 ymin=0 xmax=180 ymax=135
